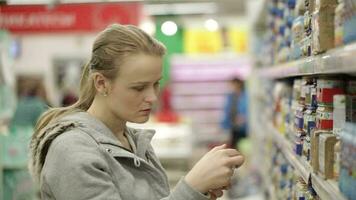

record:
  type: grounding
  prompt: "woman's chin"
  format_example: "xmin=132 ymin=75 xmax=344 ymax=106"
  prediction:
xmin=131 ymin=116 xmax=150 ymax=124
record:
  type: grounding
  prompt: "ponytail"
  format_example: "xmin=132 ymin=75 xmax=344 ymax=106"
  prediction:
xmin=33 ymin=62 xmax=95 ymax=138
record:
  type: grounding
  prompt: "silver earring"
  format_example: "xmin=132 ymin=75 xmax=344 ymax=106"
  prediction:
xmin=102 ymin=92 xmax=108 ymax=97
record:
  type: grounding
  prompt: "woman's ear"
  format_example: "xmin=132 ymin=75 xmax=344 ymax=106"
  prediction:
xmin=92 ymin=72 xmax=110 ymax=96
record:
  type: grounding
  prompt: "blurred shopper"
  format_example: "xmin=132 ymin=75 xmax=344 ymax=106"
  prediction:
xmin=155 ymin=83 xmax=180 ymax=123
xmin=29 ymin=24 xmax=244 ymax=200
xmin=10 ymin=81 xmax=48 ymax=128
xmin=61 ymin=88 xmax=78 ymax=106
xmin=221 ymin=78 xmax=248 ymax=149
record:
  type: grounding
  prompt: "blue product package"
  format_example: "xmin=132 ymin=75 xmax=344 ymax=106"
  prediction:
xmin=344 ymin=15 xmax=356 ymax=44
xmin=287 ymin=16 xmax=295 ymax=28
xmin=287 ymin=0 xmax=296 ymax=9
xmin=307 ymin=121 xmax=316 ymax=136
xmin=295 ymin=116 xmax=303 ymax=129
xmin=295 ymin=141 xmax=303 ymax=156
xmin=339 ymin=167 xmax=356 ymax=200
xmin=289 ymin=43 xmax=302 ymax=60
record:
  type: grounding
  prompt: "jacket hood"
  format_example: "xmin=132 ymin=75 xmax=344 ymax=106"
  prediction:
xmin=29 ymin=111 xmax=156 ymax=183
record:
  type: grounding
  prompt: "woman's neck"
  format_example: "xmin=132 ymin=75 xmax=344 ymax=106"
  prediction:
xmin=87 ymin=98 xmax=126 ymax=141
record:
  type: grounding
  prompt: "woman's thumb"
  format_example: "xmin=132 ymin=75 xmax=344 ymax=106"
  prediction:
xmin=212 ymin=144 xmax=226 ymax=151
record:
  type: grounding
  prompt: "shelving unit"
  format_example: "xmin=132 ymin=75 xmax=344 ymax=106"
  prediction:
xmin=265 ymin=122 xmax=347 ymax=200
xmin=256 ymin=42 xmax=356 ymax=78
xmin=250 ymin=13 xmax=356 ymax=195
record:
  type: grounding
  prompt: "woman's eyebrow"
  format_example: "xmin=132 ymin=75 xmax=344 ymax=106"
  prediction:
xmin=130 ymin=77 xmax=163 ymax=85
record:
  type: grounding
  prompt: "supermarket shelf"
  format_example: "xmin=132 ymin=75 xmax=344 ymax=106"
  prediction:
xmin=257 ymin=42 xmax=356 ymax=78
xmin=251 ymin=0 xmax=268 ymax=29
xmin=267 ymin=123 xmax=347 ymax=200
xmin=312 ymin=173 xmax=346 ymax=200
xmin=263 ymin=172 xmax=276 ymax=200
xmin=267 ymin=123 xmax=310 ymax=183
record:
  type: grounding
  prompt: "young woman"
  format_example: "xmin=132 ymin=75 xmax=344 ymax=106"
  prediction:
xmin=29 ymin=24 xmax=244 ymax=200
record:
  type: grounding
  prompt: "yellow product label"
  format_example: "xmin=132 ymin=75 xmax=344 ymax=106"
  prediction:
xmin=229 ymin=27 xmax=248 ymax=53
xmin=183 ymin=29 xmax=222 ymax=53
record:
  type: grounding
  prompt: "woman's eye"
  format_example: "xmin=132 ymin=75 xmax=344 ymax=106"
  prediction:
xmin=133 ymin=87 xmax=145 ymax=91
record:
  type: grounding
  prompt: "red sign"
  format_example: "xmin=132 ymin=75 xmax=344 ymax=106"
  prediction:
xmin=0 ymin=3 xmax=142 ymax=33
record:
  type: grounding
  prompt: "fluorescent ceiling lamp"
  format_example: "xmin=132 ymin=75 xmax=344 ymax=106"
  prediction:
xmin=205 ymin=19 xmax=219 ymax=31
xmin=161 ymin=21 xmax=177 ymax=36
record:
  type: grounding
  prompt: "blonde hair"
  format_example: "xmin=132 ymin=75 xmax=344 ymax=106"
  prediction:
xmin=33 ymin=24 xmax=166 ymax=137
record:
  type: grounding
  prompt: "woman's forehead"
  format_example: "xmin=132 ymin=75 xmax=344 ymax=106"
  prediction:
xmin=116 ymin=54 xmax=163 ymax=83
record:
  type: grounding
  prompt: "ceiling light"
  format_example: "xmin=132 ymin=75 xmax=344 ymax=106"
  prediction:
xmin=205 ymin=19 xmax=219 ymax=31
xmin=139 ymin=19 xmax=156 ymax=36
xmin=161 ymin=21 xmax=178 ymax=36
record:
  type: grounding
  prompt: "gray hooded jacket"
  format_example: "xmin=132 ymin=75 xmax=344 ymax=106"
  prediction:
xmin=29 ymin=112 xmax=210 ymax=200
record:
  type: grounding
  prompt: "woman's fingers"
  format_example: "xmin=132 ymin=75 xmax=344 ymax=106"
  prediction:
xmin=208 ymin=192 xmax=216 ymax=200
xmin=221 ymin=149 xmax=242 ymax=157
xmin=211 ymin=144 xmax=227 ymax=152
xmin=210 ymin=189 xmax=224 ymax=198
xmin=226 ymin=155 xmax=245 ymax=168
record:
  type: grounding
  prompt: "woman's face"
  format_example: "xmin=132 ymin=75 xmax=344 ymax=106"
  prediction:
xmin=106 ymin=54 xmax=163 ymax=123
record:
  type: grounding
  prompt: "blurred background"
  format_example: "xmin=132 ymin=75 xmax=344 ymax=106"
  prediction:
xmin=1 ymin=0 xmax=356 ymax=200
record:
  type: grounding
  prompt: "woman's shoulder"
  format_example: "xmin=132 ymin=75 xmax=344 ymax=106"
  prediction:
xmin=49 ymin=127 xmax=99 ymax=153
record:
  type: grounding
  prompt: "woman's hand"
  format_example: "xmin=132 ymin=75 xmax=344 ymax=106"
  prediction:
xmin=208 ymin=188 xmax=224 ymax=200
xmin=184 ymin=144 xmax=244 ymax=194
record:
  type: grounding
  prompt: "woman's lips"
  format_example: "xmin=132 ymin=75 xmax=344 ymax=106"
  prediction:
xmin=140 ymin=109 xmax=151 ymax=114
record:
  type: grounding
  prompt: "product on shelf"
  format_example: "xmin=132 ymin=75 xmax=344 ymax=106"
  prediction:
xmin=343 ymin=0 xmax=356 ymax=44
xmin=296 ymin=105 xmax=306 ymax=131
xmin=295 ymin=177 xmax=318 ymax=200
xmin=314 ymin=0 xmax=338 ymax=11
xmin=304 ymin=108 xmax=316 ymax=161
xmin=311 ymin=4 xmax=337 ymax=54
xmin=334 ymin=140 xmax=341 ymax=179
xmin=305 ymin=0 xmax=316 ymax=13
xmin=318 ymin=133 xmax=338 ymax=179
xmin=334 ymin=0 xmax=345 ymax=46
xmin=311 ymin=130 xmax=331 ymax=172
xmin=305 ymin=108 xmax=317 ymax=135
xmin=304 ymin=11 xmax=313 ymax=37
xmin=316 ymin=105 xmax=334 ymax=130
xmin=316 ymin=78 xmax=345 ymax=106
xmin=338 ymin=122 xmax=356 ymax=200
xmin=291 ymin=16 xmax=305 ymax=60
xmin=333 ymin=94 xmax=346 ymax=136
xmin=302 ymin=35 xmax=313 ymax=57
xmin=346 ymin=95 xmax=356 ymax=122
xmin=346 ymin=80 xmax=356 ymax=123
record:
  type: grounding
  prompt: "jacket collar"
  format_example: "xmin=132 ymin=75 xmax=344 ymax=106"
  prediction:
xmin=61 ymin=112 xmax=156 ymax=158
